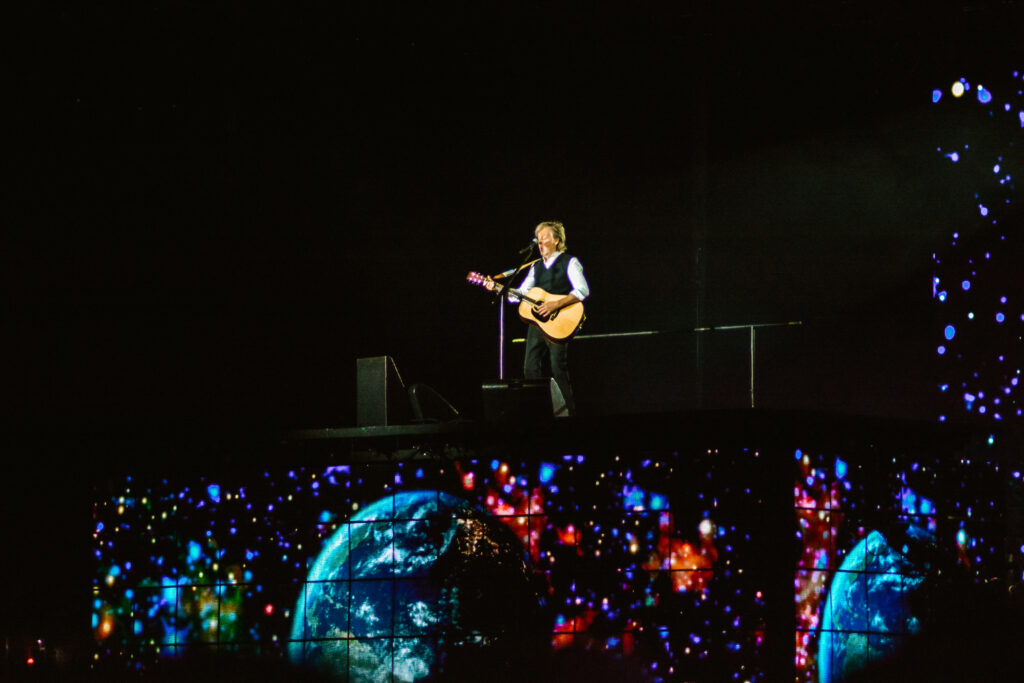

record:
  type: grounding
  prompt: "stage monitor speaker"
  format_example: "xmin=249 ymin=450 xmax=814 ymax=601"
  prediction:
xmin=356 ymin=356 xmax=410 ymax=426
xmin=482 ymin=379 xmax=566 ymax=423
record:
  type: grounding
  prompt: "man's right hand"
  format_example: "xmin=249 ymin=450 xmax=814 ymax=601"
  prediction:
xmin=483 ymin=276 xmax=497 ymax=291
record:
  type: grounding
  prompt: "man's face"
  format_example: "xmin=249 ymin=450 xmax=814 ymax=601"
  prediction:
xmin=536 ymin=226 xmax=559 ymax=259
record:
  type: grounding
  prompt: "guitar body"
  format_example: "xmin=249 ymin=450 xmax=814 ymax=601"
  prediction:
xmin=517 ymin=287 xmax=585 ymax=342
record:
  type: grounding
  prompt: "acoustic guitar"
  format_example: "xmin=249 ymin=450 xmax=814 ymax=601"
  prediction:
xmin=466 ymin=271 xmax=585 ymax=342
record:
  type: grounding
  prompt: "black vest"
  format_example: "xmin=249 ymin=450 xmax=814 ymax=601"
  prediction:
xmin=532 ymin=253 xmax=574 ymax=295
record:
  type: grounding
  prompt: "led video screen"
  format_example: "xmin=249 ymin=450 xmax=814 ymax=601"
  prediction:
xmin=92 ymin=434 xmax=1015 ymax=682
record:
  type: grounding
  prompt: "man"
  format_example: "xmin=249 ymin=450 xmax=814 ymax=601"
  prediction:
xmin=487 ymin=221 xmax=590 ymax=416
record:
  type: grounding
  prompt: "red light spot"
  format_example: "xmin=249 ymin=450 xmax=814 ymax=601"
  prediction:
xmin=26 ymin=658 xmax=35 ymax=666
xmin=264 ymin=604 xmax=274 ymax=616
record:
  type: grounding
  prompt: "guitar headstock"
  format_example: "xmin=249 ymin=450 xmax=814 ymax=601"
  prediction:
xmin=466 ymin=271 xmax=486 ymax=286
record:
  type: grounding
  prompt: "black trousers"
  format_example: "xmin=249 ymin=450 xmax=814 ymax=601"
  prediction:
xmin=523 ymin=325 xmax=576 ymax=416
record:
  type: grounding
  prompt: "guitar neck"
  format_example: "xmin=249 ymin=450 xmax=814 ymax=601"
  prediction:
xmin=466 ymin=272 xmax=542 ymax=305
xmin=499 ymin=284 xmax=540 ymax=306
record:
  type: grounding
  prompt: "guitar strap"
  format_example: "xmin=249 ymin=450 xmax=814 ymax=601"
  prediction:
xmin=491 ymin=259 xmax=540 ymax=280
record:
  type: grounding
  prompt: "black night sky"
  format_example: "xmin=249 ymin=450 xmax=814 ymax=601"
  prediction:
xmin=7 ymin=2 xmax=1024 ymax=431
xmin=5 ymin=0 xmax=1024 ymax=667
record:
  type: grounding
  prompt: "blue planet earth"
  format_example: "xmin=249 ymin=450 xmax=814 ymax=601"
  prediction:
xmin=289 ymin=490 xmax=542 ymax=681
xmin=817 ymin=530 xmax=927 ymax=683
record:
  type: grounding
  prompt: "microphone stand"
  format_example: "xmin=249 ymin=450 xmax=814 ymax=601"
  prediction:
xmin=494 ymin=247 xmax=537 ymax=380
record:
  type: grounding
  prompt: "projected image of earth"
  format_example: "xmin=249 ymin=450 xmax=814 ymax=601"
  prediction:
xmin=816 ymin=530 xmax=926 ymax=683
xmin=288 ymin=490 xmax=542 ymax=681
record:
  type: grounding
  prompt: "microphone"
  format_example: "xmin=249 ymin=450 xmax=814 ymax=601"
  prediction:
xmin=518 ymin=237 xmax=538 ymax=255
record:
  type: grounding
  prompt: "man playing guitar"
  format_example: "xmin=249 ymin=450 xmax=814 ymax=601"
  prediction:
xmin=484 ymin=221 xmax=590 ymax=416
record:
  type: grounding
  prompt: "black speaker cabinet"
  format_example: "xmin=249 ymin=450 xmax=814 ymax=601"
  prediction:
xmin=356 ymin=356 xmax=410 ymax=426
xmin=481 ymin=379 xmax=566 ymax=422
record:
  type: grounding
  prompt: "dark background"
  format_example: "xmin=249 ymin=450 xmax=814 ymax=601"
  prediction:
xmin=3 ymin=0 xmax=1023 ymax=667
xmin=8 ymin=1 xmax=1023 ymax=433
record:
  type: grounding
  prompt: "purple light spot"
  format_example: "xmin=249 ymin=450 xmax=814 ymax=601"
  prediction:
xmin=937 ymin=345 xmax=947 ymax=355
xmin=979 ymin=204 xmax=989 ymax=216
xmin=946 ymin=151 xmax=960 ymax=162
xmin=962 ymin=280 xmax=972 ymax=291
xmin=1019 ymin=111 xmax=1024 ymax=127
xmin=994 ymin=164 xmax=1002 ymax=174
xmin=932 ymin=89 xmax=942 ymax=103
xmin=1000 ymin=296 xmax=1007 ymax=304
xmin=977 ymin=85 xmax=993 ymax=104
xmin=944 ymin=325 xmax=956 ymax=340
xmin=996 ymin=312 xmax=1006 ymax=323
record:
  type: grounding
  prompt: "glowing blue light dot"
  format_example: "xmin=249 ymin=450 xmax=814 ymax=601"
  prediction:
xmin=937 ymin=345 xmax=946 ymax=355
xmin=968 ymin=312 xmax=975 ymax=319
xmin=947 ymin=151 xmax=960 ymax=162
xmin=962 ymin=280 xmax=971 ymax=290
xmin=932 ymin=89 xmax=942 ymax=103
xmin=979 ymin=204 xmax=989 ymax=216
xmin=835 ymin=458 xmax=848 ymax=479
xmin=938 ymin=291 xmax=947 ymax=302
xmin=940 ymin=384 xmax=949 ymax=392
xmin=1000 ymin=296 xmax=1007 ymax=304
xmin=997 ymin=312 xmax=1006 ymax=323
xmin=207 ymin=484 xmax=221 ymax=503
xmin=977 ymin=85 xmax=992 ymax=104
xmin=539 ymin=463 xmax=556 ymax=484
xmin=944 ymin=325 xmax=956 ymax=340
